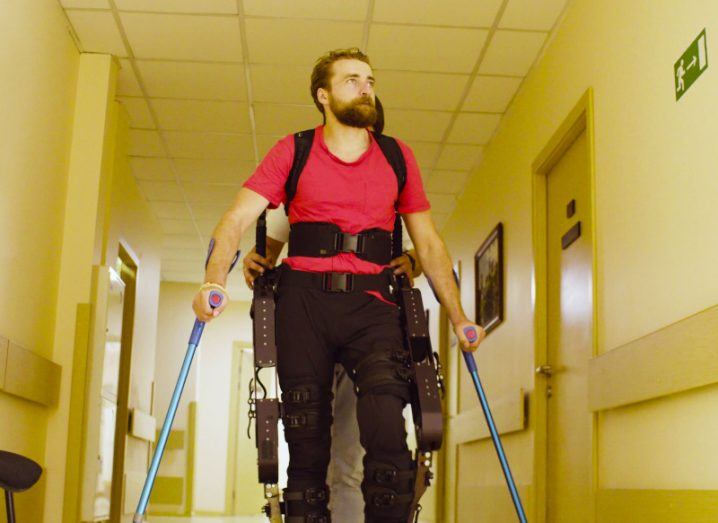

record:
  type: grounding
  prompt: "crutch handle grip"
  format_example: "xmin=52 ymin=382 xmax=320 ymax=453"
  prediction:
xmin=208 ymin=289 xmax=224 ymax=309
xmin=463 ymin=326 xmax=479 ymax=343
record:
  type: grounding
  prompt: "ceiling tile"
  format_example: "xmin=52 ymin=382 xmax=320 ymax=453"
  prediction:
xmin=120 ymin=13 xmax=242 ymax=61
xmin=115 ymin=0 xmax=238 ymax=14
xmin=163 ymin=131 xmax=254 ymax=160
xmin=435 ymin=144 xmax=483 ymax=170
xmin=159 ymin=219 xmax=197 ymax=235
xmin=61 ymin=0 xmax=110 ymax=8
xmin=251 ymin=65 xmax=311 ymax=105
xmin=382 ymin=109 xmax=452 ymax=142
xmin=447 ymin=113 xmax=502 ymax=144
xmin=174 ymin=159 xmax=255 ymax=184
xmin=182 ymin=183 xmax=240 ymax=204
xmin=375 ymin=71 xmax=469 ymax=111
xmin=128 ymin=129 xmax=165 ymax=156
xmin=137 ymin=61 xmax=246 ymax=100
xmin=190 ymin=202 xmax=227 ymax=221
xmin=245 ymin=19 xmax=363 ymax=65
xmin=368 ymin=25 xmax=487 ymax=73
xmin=426 ymin=171 xmax=470 ymax=194
xmin=150 ymin=201 xmax=191 ymax=220
xmin=426 ymin=193 xmax=457 ymax=214
xmin=463 ymin=75 xmax=523 ymax=112
xmin=151 ymin=99 xmax=251 ymax=133
xmin=129 ymin=157 xmax=174 ymax=181
xmin=372 ymin=0 xmax=503 ymax=27
xmin=405 ymin=142 xmax=441 ymax=173
xmin=162 ymin=260 xmax=206 ymax=274
xmin=118 ymin=97 xmax=154 ymax=128
xmin=479 ymin=31 xmax=548 ymax=76
xmin=244 ymin=0 xmax=368 ymax=20
xmin=256 ymin=135 xmax=286 ymax=159
xmin=500 ymin=0 xmax=569 ymax=31
xmin=66 ymin=10 xmax=127 ymax=56
xmin=117 ymin=59 xmax=143 ymax=96
xmin=138 ymin=180 xmax=184 ymax=201
xmin=196 ymin=220 xmax=219 ymax=236
xmin=253 ymin=104 xmax=319 ymax=135
xmin=161 ymin=246 xmax=206 ymax=261
xmin=162 ymin=234 xmax=202 ymax=249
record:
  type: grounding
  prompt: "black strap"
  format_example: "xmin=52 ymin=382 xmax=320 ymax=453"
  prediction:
xmin=279 ymin=267 xmax=394 ymax=295
xmin=288 ymin=222 xmax=393 ymax=265
xmin=285 ymin=129 xmax=316 ymax=215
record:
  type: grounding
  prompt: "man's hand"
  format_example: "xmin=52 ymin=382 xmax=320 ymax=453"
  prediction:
xmin=243 ymin=251 xmax=275 ymax=289
xmin=389 ymin=254 xmax=414 ymax=286
xmin=453 ymin=319 xmax=486 ymax=352
xmin=192 ymin=287 xmax=229 ymax=323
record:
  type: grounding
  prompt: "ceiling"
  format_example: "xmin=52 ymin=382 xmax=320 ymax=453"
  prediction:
xmin=58 ymin=0 xmax=569 ymax=299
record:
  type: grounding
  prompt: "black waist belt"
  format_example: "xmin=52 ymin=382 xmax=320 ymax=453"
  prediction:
xmin=280 ymin=267 xmax=394 ymax=294
xmin=288 ymin=222 xmax=393 ymax=265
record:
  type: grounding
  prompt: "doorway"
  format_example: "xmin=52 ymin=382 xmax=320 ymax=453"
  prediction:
xmin=532 ymin=90 xmax=597 ymax=523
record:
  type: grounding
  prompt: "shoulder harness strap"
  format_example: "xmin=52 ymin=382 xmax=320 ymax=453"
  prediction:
xmin=284 ymin=128 xmax=315 ymax=215
xmin=374 ymin=133 xmax=408 ymax=260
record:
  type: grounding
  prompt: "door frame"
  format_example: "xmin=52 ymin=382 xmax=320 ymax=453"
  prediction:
xmin=531 ymin=88 xmax=599 ymax=523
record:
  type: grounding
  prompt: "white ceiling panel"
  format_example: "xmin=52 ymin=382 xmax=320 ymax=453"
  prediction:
xmin=162 ymin=234 xmax=202 ymax=249
xmin=61 ymin=0 xmax=110 ymax=8
xmin=120 ymin=13 xmax=243 ymax=61
xmin=137 ymin=61 xmax=246 ymax=100
xmin=244 ymin=0 xmax=368 ymax=20
xmin=151 ymin=99 xmax=251 ymax=133
xmin=372 ymin=0 xmax=503 ymax=27
xmin=114 ymin=0 xmax=238 ymax=14
xmin=159 ymin=219 xmax=197 ymax=235
xmin=426 ymin=193 xmax=457 ymax=214
xmin=251 ymin=65 xmax=311 ymax=105
xmin=150 ymin=201 xmax=191 ymax=220
xmin=129 ymin=157 xmax=174 ymax=181
xmin=500 ymin=0 xmax=568 ymax=31
xmin=174 ymin=159 xmax=255 ymax=184
xmin=190 ymin=202 xmax=227 ymax=221
xmin=163 ymin=132 xmax=255 ymax=160
xmin=196 ymin=220 xmax=219 ymax=236
xmin=245 ymin=19 xmax=363 ymax=65
xmin=118 ymin=97 xmax=154 ymax=128
xmin=447 ymin=113 xmax=502 ymax=144
xmin=138 ymin=180 xmax=184 ymax=201
xmin=463 ymin=75 xmax=523 ymax=112
xmin=479 ymin=30 xmax=548 ymax=76
xmin=368 ymin=25 xmax=487 ymax=74
xmin=435 ymin=144 xmax=483 ymax=170
xmin=161 ymin=246 xmax=206 ymax=261
xmin=182 ymin=183 xmax=240 ymax=204
xmin=161 ymin=259 xmax=207 ymax=274
xmin=66 ymin=10 xmax=127 ymax=56
xmin=382 ymin=109 xmax=452 ymax=143
xmin=426 ymin=171 xmax=470 ymax=194
xmin=375 ymin=71 xmax=469 ymax=111
xmin=405 ymin=142 xmax=441 ymax=173
xmin=128 ymin=129 xmax=165 ymax=156
xmin=117 ymin=59 xmax=143 ymax=96
xmin=253 ymin=104 xmax=320 ymax=135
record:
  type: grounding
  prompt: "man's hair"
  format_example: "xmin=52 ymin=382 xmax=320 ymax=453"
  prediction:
xmin=310 ymin=48 xmax=371 ymax=117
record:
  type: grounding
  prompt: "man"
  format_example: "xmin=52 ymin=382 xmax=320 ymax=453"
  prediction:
xmin=243 ymin=206 xmax=421 ymax=522
xmin=194 ymin=48 xmax=485 ymax=522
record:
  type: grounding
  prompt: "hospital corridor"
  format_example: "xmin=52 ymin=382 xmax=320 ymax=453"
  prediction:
xmin=1 ymin=1 xmax=718 ymax=522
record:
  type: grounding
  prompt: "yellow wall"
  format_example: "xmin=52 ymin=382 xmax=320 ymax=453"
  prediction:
xmin=437 ymin=0 xmax=718 ymax=520
xmin=0 ymin=1 xmax=79 ymax=520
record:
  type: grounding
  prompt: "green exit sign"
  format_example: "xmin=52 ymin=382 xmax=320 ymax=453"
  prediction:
xmin=675 ymin=29 xmax=708 ymax=101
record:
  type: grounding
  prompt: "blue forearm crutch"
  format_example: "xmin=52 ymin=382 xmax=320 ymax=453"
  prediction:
xmin=133 ymin=289 xmax=224 ymax=523
xmin=463 ymin=327 xmax=528 ymax=523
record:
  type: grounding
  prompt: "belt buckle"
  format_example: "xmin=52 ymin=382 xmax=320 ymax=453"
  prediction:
xmin=323 ymin=272 xmax=353 ymax=292
xmin=335 ymin=231 xmax=363 ymax=254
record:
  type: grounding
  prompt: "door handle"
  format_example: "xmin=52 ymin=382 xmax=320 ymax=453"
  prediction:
xmin=535 ymin=365 xmax=554 ymax=377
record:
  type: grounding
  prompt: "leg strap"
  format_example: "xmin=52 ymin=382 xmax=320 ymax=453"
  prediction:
xmin=281 ymin=383 xmax=333 ymax=442
xmin=362 ymin=457 xmax=416 ymax=522
xmin=283 ymin=485 xmax=331 ymax=523
xmin=352 ymin=349 xmax=412 ymax=400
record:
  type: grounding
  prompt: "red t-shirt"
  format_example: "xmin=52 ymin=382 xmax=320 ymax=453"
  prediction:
xmin=244 ymin=126 xmax=430 ymax=277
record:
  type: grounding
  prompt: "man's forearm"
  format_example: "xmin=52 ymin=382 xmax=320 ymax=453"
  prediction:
xmin=204 ymin=212 xmax=246 ymax=286
xmin=416 ymin=239 xmax=467 ymax=325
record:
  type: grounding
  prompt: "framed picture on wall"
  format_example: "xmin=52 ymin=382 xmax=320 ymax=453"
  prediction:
xmin=475 ymin=223 xmax=504 ymax=334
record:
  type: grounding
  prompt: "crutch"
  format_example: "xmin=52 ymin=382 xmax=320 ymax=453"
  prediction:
xmin=462 ymin=326 xmax=528 ymax=523
xmin=132 ymin=289 xmax=225 ymax=523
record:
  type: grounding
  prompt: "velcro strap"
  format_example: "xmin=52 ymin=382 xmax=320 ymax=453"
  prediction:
xmin=284 ymin=486 xmax=329 ymax=505
xmin=279 ymin=267 xmax=394 ymax=295
xmin=289 ymin=222 xmax=393 ymax=265
xmin=285 ymin=516 xmax=329 ymax=523
xmin=369 ymin=488 xmax=414 ymax=509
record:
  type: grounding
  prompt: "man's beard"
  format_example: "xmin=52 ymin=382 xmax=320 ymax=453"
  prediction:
xmin=328 ymin=94 xmax=377 ymax=128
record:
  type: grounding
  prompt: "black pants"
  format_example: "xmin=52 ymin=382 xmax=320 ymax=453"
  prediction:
xmin=276 ymin=278 xmax=415 ymax=523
